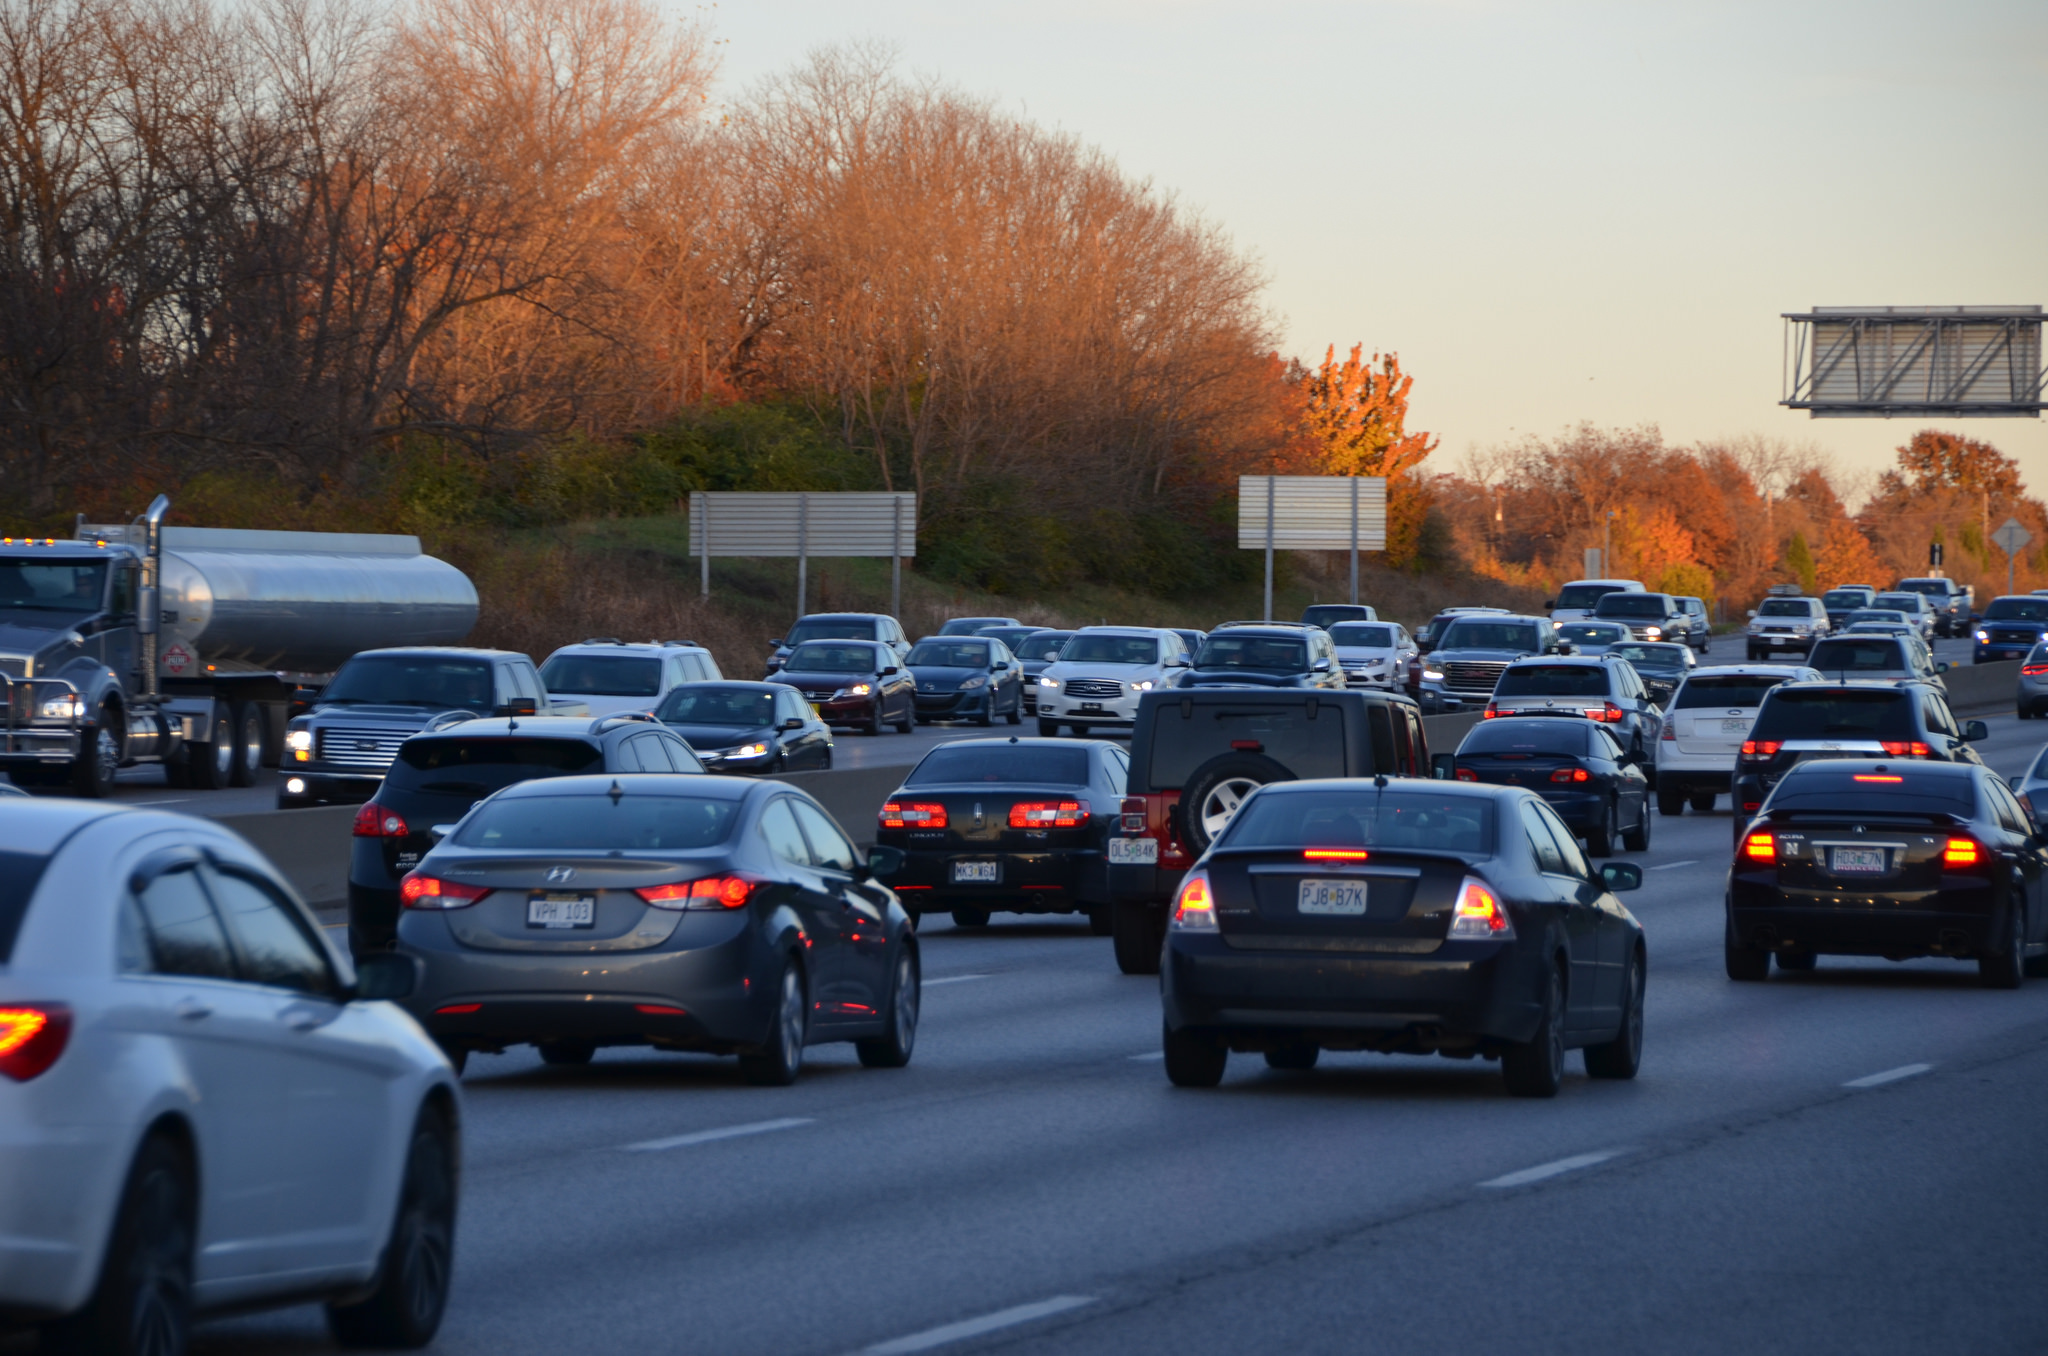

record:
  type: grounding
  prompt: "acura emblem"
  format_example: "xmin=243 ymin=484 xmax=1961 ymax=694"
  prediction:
xmin=546 ymin=866 xmax=576 ymax=884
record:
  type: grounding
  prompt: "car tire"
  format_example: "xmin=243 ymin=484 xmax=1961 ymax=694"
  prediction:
xmin=1583 ymin=800 xmax=1616 ymax=857
xmin=538 ymin=1040 xmax=595 ymax=1066
xmin=227 ymin=701 xmax=263 ymax=788
xmin=67 ymin=703 xmax=122 ymax=799
xmin=1111 ymin=901 xmax=1163 ymax=975
xmin=1725 ymin=914 xmax=1770 ymax=981
xmin=1163 ymin=1022 xmax=1227 ymax=1088
xmin=1584 ymin=946 xmax=1644 ymax=1080
xmin=1086 ymin=906 xmax=1112 ymax=937
xmin=974 ymin=696 xmax=993 ymax=727
xmin=1979 ymin=902 xmax=2026 ymax=990
xmin=1263 ymin=1044 xmax=1319 ymax=1071
xmin=1777 ymin=948 xmax=1817 ymax=972
xmin=1502 ymin=962 xmax=1565 ymax=1098
xmin=950 ymin=907 xmax=990 ymax=928
xmin=1037 ymin=719 xmax=1061 ymax=737
xmin=187 ymin=710 xmax=234 ymax=790
xmin=2020 ymin=706 xmax=2033 ymax=721
xmin=162 ymin=757 xmax=192 ymax=789
xmin=1182 ymin=752 xmax=1296 ymax=853
xmin=49 ymin=1134 xmax=194 ymax=1356
xmin=1690 ymin=789 xmax=1716 ymax=812
xmin=856 ymin=948 xmax=919 ymax=1069
xmin=739 ymin=962 xmax=807 ymax=1086
xmin=326 ymin=1104 xmax=457 ymax=1350
xmin=894 ymin=706 xmax=913 ymax=735
xmin=1006 ymin=701 xmax=1022 ymax=725
xmin=1657 ymin=785 xmax=1686 ymax=817
xmin=1622 ymin=798 xmax=1652 ymax=851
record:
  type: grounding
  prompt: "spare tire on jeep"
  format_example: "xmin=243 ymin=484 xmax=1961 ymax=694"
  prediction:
xmin=1180 ymin=752 xmax=1296 ymax=853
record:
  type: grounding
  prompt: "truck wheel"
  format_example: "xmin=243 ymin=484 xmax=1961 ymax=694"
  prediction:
xmin=228 ymin=702 xmax=264 ymax=787
xmin=67 ymin=704 xmax=121 ymax=799
xmin=188 ymin=711 xmax=234 ymax=790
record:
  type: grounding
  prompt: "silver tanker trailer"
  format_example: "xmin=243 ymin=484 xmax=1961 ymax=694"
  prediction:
xmin=0 ymin=495 xmax=476 ymax=796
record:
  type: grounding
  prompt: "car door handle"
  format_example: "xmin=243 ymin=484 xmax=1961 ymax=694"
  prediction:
xmin=172 ymin=998 xmax=213 ymax=1021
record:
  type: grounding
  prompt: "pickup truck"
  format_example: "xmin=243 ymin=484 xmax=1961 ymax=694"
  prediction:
xmin=1894 ymin=577 xmax=1974 ymax=637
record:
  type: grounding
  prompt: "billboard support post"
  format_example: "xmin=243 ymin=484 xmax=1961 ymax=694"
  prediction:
xmin=1349 ymin=478 xmax=1360 ymax=606
xmin=1263 ymin=477 xmax=1276 ymax=622
xmin=687 ymin=492 xmax=918 ymax=611
xmin=891 ymin=498 xmax=903 ymax=619
xmin=697 ymin=491 xmax=710 ymax=599
xmin=1239 ymin=476 xmax=1388 ymax=622
xmin=796 ymin=493 xmax=809 ymax=617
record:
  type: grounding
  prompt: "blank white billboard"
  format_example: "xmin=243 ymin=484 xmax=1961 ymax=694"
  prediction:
xmin=1237 ymin=476 xmax=1387 ymax=551
xmin=688 ymin=492 xmax=917 ymax=558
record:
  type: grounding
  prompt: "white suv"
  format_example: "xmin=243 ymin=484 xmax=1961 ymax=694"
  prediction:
xmin=1653 ymin=663 xmax=1819 ymax=814
xmin=1035 ymin=627 xmax=1190 ymax=735
xmin=1745 ymin=595 xmax=1829 ymax=660
xmin=538 ymin=639 xmax=722 ymax=718
xmin=1548 ymin=578 xmax=1646 ymax=624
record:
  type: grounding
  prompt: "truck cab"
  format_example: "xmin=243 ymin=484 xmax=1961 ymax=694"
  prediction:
xmin=0 ymin=537 xmax=147 ymax=796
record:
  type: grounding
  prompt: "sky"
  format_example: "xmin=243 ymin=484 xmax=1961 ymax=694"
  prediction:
xmin=700 ymin=0 xmax=2048 ymax=491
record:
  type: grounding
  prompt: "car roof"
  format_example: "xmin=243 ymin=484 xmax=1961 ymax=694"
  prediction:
xmin=492 ymin=772 xmax=754 ymax=802
xmin=1685 ymin=664 xmax=1817 ymax=677
xmin=546 ymin=640 xmax=707 ymax=655
xmin=419 ymin=717 xmax=607 ymax=740
xmin=357 ymin=646 xmax=522 ymax=659
xmin=794 ymin=613 xmax=887 ymax=624
xmin=1781 ymin=759 xmax=1976 ymax=781
xmin=788 ymin=636 xmax=886 ymax=647
xmin=1768 ymin=679 xmax=1929 ymax=694
xmin=1207 ymin=625 xmax=1313 ymax=638
xmin=917 ymin=736 xmax=1105 ymax=751
xmin=2 ymin=799 xmax=130 ymax=843
xmin=1560 ymin=579 xmax=1643 ymax=588
xmin=1268 ymin=776 xmax=1525 ymax=805
xmin=1443 ymin=612 xmax=1548 ymax=625
xmin=1072 ymin=625 xmax=1171 ymax=636
xmin=1506 ymin=654 xmax=1606 ymax=666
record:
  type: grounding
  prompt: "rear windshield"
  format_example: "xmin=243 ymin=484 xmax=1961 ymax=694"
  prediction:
xmin=785 ymin=643 xmax=879 ymax=673
xmin=1758 ymin=599 xmax=1813 ymax=617
xmin=909 ymin=641 xmax=993 ymax=667
xmin=1064 ymin=634 xmax=1161 ymax=665
xmin=1673 ymin=674 xmax=1789 ymax=709
xmin=1220 ymin=788 xmax=1495 ymax=855
xmin=1302 ymin=606 xmax=1373 ymax=627
xmin=1610 ymin=644 xmax=1689 ymax=672
xmin=1458 ymin=722 xmax=1589 ymax=756
xmin=1496 ymin=664 xmax=1607 ymax=696
xmin=980 ymin=628 xmax=1043 ymax=650
xmin=655 ymin=687 xmax=777 ymax=726
xmin=1592 ymin=594 xmax=1666 ymax=619
xmin=1196 ymin=636 xmax=1307 ymax=672
xmin=386 ymin=737 xmax=603 ymax=798
xmin=1556 ymin=584 xmax=1626 ymax=608
xmin=0 ymin=848 xmax=52 ymax=963
xmin=1770 ymin=772 xmax=1975 ymax=814
xmin=1848 ymin=610 xmax=1906 ymax=624
xmin=1822 ymin=590 xmax=1871 ymax=607
xmin=906 ymin=746 xmax=1089 ymax=786
xmin=1984 ymin=598 xmax=2048 ymax=622
xmin=1438 ymin=621 xmax=1543 ymax=651
xmin=1874 ymin=594 xmax=1922 ymax=611
xmin=540 ymin=654 xmax=662 ymax=697
xmin=1896 ymin=580 xmax=1947 ymax=595
xmin=785 ymin=619 xmax=875 ymax=645
xmin=321 ymin=655 xmax=493 ymax=708
xmin=454 ymin=794 xmax=738 ymax=850
xmin=1327 ymin=624 xmax=1395 ymax=647
xmin=1146 ymin=705 xmax=1348 ymax=787
xmin=1752 ymin=689 xmax=1913 ymax=741
xmin=939 ymin=618 xmax=1009 ymax=635
xmin=1558 ymin=622 xmax=1626 ymax=644
xmin=1808 ymin=638 xmax=1908 ymax=672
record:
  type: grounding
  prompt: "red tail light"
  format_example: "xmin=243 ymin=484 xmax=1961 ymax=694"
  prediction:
xmin=1170 ymin=872 xmax=1216 ymax=930
xmin=636 ymin=875 xmax=756 ymax=910
xmin=1011 ymin=800 xmax=1086 ymax=828
xmin=1584 ymin=702 xmax=1624 ymax=723
xmin=1740 ymin=740 xmax=1782 ymax=761
xmin=1304 ymin=848 xmax=1369 ymax=861
xmin=1549 ymin=766 xmax=1591 ymax=783
xmin=1119 ymin=796 xmax=1148 ymax=833
xmin=2025 ymin=664 xmax=2048 ymax=677
xmin=1482 ymin=702 xmax=1499 ymax=719
xmin=1448 ymin=878 xmax=1514 ymax=939
xmin=399 ymin=874 xmax=490 ymax=910
xmin=0 ymin=1005 xmax=70 ymax=1082
xmin=1454 ymin=767 xmax=1478 ymax=782
xmin=1742 ymin=832 xmax=1776 ymax=864
xmin=353 ymin=802 xmax=409 ymax=837
xmin=1880 ymin=741 xmax=1932 ymax=758
xmin=1942 ymin=837 xmax=1982 ymax=869
xmin=880 ymin=802 xmax=947 ymax=829
xmin=1661 ymin=721 xmax=1677 ymax=741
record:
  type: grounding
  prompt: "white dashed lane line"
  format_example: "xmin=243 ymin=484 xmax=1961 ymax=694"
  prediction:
xmin=621 ymin=1117 xmax=814 ymax=1153
xmin=859 ymin=1296 xmax=1096 ymax=1355
xmin=922 ymin=974 xmax=990 ymax=987
xmin=1645 ymin=859 xmax=1699 ymax=872
xmin=1478 ymin=1149 xmax=1628 ymax=1189
xmin=1844 ymin=1063 xmax=1932 ymax=1090
xmin=1127 ymin=1051 xmax=1164 ymax=1061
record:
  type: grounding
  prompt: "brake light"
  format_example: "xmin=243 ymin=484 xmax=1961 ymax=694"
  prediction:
xmin=0 ymin=1005 xmax=70 ymax=1082
xmin=2025 ymin=664 xmax=2048 ymax=677
xmin=1454 ymin=768 xmax=1478 ymax=782
xmin=881 ymin=802 xmax=947 ymax=829
xmin=353 ymin=802 xmax=409 ymax=837
xmin=1661 ymin=721 xmax=1676 ymax=741
xmin=1880 ymin=741 xmax=1932 ymax=758
xmin=1304 ymin=848 xmax=1369 ymax=861
xmin=399 ymin=874 xmax=490 ymax=910
xmin=1448 ymin=877 xmax=1514 ymax=939
xmin=636 ymin=875 xmax=756 ymax=910
xmin=1852 ymin=774 xmax=1902 ymax=783
xmin=1742 ymin=832 xmax=1776 ymax=864
xmin=1120 ymin=796 xmax=1148 ymax=834
xmin=1740 ymin=740 xmax=1782 ymax=761
xmin=1549 ymin=766 xmax=1591 ymax=783
xmin=1170 ymin=872 xmax=1216 ymax=931
xmin=1011 ymin=800 xmax=1086 ymax=828
xmin=1584 ymin=703 xmax=1624 ymax=723
xmin=635 ymin=1003 xmax=688 ymax=1016
xmin=1942 ymin=837 xmax=1982 ymax=869
xmin=1482 ymin=702 xmax=1499 ymax=719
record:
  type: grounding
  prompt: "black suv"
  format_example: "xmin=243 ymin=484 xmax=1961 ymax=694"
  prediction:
xmin=1731 ymin=681 xmax=1987 ymax=845
xmin=1590 ymin=591 xmax=1690 ymax=644
xmin=1106 ymin=687 xmax=1430 ymax=974
xmin=347 ymin=714 xmax=705 ymax=954
xmin=1484 ymin=654 xmax=1665 ymax=765
xmin=1177 ymin=624 xmax=1346 ymax=690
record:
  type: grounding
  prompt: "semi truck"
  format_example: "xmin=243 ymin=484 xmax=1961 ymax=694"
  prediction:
xmin=0 ymin=495 xmax=477 ymax=796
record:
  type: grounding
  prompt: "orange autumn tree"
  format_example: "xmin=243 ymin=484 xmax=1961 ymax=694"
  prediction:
xmin=1293 ymin=345 xmax=1438 ymax=565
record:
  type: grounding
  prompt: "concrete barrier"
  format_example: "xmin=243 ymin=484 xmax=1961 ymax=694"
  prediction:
xmin=1941 ymin=659 xmax=2020 ymax=713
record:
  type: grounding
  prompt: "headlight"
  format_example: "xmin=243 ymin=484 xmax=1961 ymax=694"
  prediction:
xmin=286 ymin=729 xmax=313 ymax=752
xmin=1644 ymin=626 xmax=1662 ymax=638
xmin=1976 ymin=629 xmax=1990 ymax=641
xmin=1132 ymin=680 xmax=1154 ymax=692
xmin=845 ymin=683 xmax=872 ymax=697
xmin=1039 ymin=677 xmax=1059 ymax=689
xmin=1423 ymin=669 xmax=1445 ymax=682
xmin=37 ymin=693 xmax=84 ymax=720
xmin=959 ymin=676 xmax=987 ymax=690
xmin=731 ymin=742 xmax=769 ymax=759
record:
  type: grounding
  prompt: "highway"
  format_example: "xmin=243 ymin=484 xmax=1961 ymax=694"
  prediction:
xmin=191 ymin=692 xmax=2048 ymax=1355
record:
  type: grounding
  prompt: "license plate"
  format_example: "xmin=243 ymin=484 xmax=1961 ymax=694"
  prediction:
xmin=1109 ymin=837 xmax=1158 ymax=865
xmin=951 ymin=860 xmax=999 ymax=884
xmin=1298 ymin=879 xmax=1369 ymax=915
xmin=1769 ymin=637 xmax=1787 ymax=645
xmin=1722 ymin=718 xmax=1750 ymax=733
xmin=1830 ymin=847 xmax=1886 ymax=874
xmin=528 ymin=893 xmax=596 ymax=928
xmin=1080 ymin=702 xmax=1104 ymax=712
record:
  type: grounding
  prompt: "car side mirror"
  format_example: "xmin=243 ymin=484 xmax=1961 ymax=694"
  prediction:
xmin=1169 ymin=656 xmax=1190 ymax=667
xmin=353 ymin=951 xmax=420 ymax=1002
xmin=1747 ymin=610 xmax=1758 ymax=618
xmin=1964 ymin=719 xmax=1988 ymax=742
xmin=1601 ymin=861 xmax=1643 ymax=892
xmin=990 ymin=663 xmax=1003 ymax=673
xmin=1430 ymin=752 xmax=1456 ymax=781
xmin=882 ymin=665 xmax=900 ymax=676
xmin=768 ymin=638 xmax=784 ymax=648
xmin=1313 ymin=658 xmax=1331 ymax=671
xmin=781 ymin=717 xmax=804 ymax=731
xmin=866 ymin=844 xmax=906 ymax=881
xmin=495 ymin=696 xmax=537 ymax=717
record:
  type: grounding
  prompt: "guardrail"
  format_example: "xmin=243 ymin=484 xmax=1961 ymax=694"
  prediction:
xmin=1940 ymin=659 xmax=2020 ymax=712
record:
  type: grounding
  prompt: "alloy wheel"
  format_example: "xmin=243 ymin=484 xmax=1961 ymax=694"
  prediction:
xmin=1199 ymin=777 xmax=1263 ymax=840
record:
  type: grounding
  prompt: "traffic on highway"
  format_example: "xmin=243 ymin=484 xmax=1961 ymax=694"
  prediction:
xmin=8 ymin=548 xmax=2048 ymax=1355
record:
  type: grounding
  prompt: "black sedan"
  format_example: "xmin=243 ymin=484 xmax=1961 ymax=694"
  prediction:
xmin=1726 ymin=760 xmax=2048 ymax=987
xmin=655 ymin=681 xmax=833 ymax=772
xmin=1013 ymin=629 xmax=1075 ymax=715
xmin=775 ymin=640 xmax=916 ymax=736
xmin=875 ymin=737 xmax=1128 ymax=931
xmin=1607 ymin=640 xmax=1696 ymax=707
xmin=398 ymin=774 xmax=920 ymax=1082
xmin=906 ymin=637 xmax=1026 ymax=725
xmin=1160 ymin=779 xmax=1645 ymax=1096
xmin=1447 ymin=716 xmax=1651 ymax=856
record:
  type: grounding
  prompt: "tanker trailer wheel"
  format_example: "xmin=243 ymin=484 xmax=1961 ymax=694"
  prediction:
xmin=66 ymin=703 xmax=122 ymax=799
xmin=188 ymin=709 xmax=234 ymax=790
xmin=228 ymin=702 xmax=264 ymax=787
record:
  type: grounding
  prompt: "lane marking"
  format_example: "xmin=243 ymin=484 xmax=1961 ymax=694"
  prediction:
xmin=922 ymin=974 xmax=989 ymax=987
xmin=1646 ymin=859 xmax=1698 ymax=871
xmin=860 ymin=1296 xmax=1095 ymax=1355
xmin=622 ymin=1117 xmax=813 ymax=1153
xmin=1128 ymin=1051 xmax=1164 ymax=1061
xmin=1844 ymin=1062 xmax=1932 ymax=1090
xmin=1478 ymin=1149 xmax=1626 ymax=1189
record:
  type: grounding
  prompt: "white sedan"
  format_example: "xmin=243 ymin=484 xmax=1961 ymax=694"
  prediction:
xmin=0 ymin=800 xmax=460 ymax=1353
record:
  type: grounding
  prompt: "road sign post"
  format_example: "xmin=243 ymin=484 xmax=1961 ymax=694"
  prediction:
xmin=1993 ymin=518 xmax=2032 ymax=597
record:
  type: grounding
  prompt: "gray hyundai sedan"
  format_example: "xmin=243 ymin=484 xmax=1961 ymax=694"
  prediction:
xmin=396 ymin=774 xmax=918 ymax=1084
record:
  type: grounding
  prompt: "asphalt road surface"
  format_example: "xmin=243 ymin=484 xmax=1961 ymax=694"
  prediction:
xmin=194 ymin=703 xmax=2048 ymax=1356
